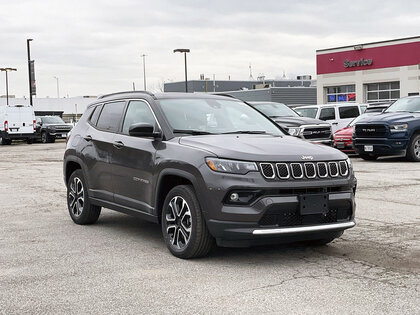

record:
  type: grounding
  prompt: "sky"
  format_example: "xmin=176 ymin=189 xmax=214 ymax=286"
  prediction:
xmin=0 ymin=0 xmax=419 ymax=98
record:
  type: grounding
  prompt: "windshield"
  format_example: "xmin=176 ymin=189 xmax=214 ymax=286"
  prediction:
xmin=41 ymin=116 xmax=65 ymax=124
xmin=385 ymin=97 xmax=420 ymax=113
xmin=158 ymin=98 xmax=284 ymax=135
xmin=295 ymin=107 xmax=318 ymax=118
xmin=252 ymin=102 xmax=298 ymax=117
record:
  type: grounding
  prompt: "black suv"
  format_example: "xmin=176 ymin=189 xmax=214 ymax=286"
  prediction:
xmin=35 ymin=116 xmax=73 ymax=143
xmin=249 ymin=102 xmax=332 ymax=145
xmin=64 ymin=92 xmax=356 ymax=258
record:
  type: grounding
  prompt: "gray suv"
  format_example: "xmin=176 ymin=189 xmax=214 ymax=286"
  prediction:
xmin=64 ymin=92 xmax=356 ymax=258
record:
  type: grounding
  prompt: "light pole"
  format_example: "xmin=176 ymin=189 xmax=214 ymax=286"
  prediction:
xmin=173 ymin=48 xmax=190 ymax=92
xmin=27 ymin=39 xmax=33 ymax=105
xmin=53 ymin=76 xmax=60 ymax=98
xmin=0 ymin=68 xmax=17 ymax=105
xmin=141 ymin=54 xmax=147 ymax=90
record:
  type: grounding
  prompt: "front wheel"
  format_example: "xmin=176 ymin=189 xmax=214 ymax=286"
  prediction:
xmin=67 ymin=169 xmax=101 ymax=225
xmin=406 ymin=134 xmax=420 ymax=162
xmin=161 ymin=185 xmax=214 ymax=259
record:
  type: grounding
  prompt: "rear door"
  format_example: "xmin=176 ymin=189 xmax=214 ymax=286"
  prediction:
xmin=337 ymin=106 xmax=360 ymax=131
xmin=83 ymin=101 xmax=126 ymax=202
xmin=7 ymin=106 xmax=34 ymax=135
xmin=110 ymin=100 xmax=159 ymax=213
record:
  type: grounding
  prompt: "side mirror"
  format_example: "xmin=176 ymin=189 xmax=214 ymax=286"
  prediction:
xmin=129 ymin=123 xmax=162 ymax=138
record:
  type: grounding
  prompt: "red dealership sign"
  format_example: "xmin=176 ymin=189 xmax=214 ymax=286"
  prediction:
xmin=317 ymin=41 xmax=420 ymax=75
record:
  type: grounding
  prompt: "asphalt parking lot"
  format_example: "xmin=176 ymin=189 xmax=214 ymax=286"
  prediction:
xmin=0 ymin=142 xmax=419 ymax=314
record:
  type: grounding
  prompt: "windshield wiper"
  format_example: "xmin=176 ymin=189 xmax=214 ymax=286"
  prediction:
xmin=172 ymin=129 xmax=213 ymax=135
xmin=222 ymin=130 xmax=267 ymax=134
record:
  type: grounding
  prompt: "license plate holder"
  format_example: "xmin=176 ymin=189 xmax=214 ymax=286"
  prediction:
xmin=337 ymin=142 xmax=345 ymax=149
xmin=364 ymin=145 xmax=373 ymax=152
xmin=299 ymin=194 xmax=328 ymax=215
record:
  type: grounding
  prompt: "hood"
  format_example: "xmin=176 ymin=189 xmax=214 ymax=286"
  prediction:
xmin=334 ymin=127 xmax=353 ymax=136
xmin=179 ymin=134 xmax=346 ymax=162
xmin=271 ymin=116 xmax=327 ymax=127
xmin=356 ymin=112 xmax=420 ymax=124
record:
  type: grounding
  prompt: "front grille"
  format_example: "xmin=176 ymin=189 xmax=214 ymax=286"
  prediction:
xmin=260 ymin=163 xmax=275 ymax=179
xmin=259 ymin=160 xmax=349 ymax=180
xmin=355 ymin=124 xmax=387 ymax=138
xmin=302 ymin=126 xmax=331 ymax=140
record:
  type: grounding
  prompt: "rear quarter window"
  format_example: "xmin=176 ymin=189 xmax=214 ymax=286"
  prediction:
xmin=89 ymin=105 xmax=103 ymax=126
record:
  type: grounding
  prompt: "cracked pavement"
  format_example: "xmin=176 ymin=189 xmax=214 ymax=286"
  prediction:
xmin=0 ymin=143 xmax=419 ymax=314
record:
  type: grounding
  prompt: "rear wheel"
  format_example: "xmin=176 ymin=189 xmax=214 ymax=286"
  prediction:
xmin=161 ymin=185 xmax=215 ymax=259
xmin=26 ymin=138 xmax=33 ymax=144
xmin=359 ymin=154 xmax=378 ymax=161
xmin=406 ymin=134 xmax=420 ymax=162
xmin=41 ymin=131 xmax=48 ymax=143
xmin=1 ymin=138 xmax=11 ymax=145
xmin=67 ymin=169 xmax=101 ymax=225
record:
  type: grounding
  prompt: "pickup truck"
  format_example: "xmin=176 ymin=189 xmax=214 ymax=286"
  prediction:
xmin=353 ymin=96 xmax=420 ymax=161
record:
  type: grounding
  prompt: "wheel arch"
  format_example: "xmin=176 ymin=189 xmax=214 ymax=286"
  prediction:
xmin=64 ymin=156 xmax=88 ymax=186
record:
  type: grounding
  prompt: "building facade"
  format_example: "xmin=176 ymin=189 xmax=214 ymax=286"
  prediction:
xmin=316 ymin=36 xmax=420 ymax=104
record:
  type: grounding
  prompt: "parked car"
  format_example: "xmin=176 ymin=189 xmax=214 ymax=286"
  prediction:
xmin=353 ymin=95 xmax=420 ymax=161
xmin=35 ymin=116 xmax=73 ymax=143
xmin=333 ymin=113 xmax=381 ymax=153
xmin=64 ymin=91 xmax=357 ymax=258
xmin=0 ymin=104 xmax=36 ymax=145
xmin=249 ymin=102 xmax=332 ymax=145
xmin=295 ymin=103 xmax=367 ymax=134
xmin=363 ymin=102 xmax=392 ymax=113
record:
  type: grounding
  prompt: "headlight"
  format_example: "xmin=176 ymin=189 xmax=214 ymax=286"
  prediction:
xmin=390 ymin=123 xmax=408 ymax=132
xmin=346 ymin=158 xmax=353 ymax=173
xmin=205 ymin=157 xmax=258 ymax=175
xmin=287 ymin=127 xmax=301 ymax=136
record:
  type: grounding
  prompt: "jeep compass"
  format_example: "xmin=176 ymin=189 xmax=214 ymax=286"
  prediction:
xmin=64 ymin=92 xmax=357 ymax=258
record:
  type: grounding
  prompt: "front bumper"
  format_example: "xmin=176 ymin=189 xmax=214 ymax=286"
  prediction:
xmin=353 ymin=137 xmax=408 ymax=156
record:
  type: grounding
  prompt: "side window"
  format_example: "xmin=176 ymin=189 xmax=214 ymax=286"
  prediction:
xmin=96 ymin=101 xmax=126 ymax=132
xmin=339 ymin=106 xmax=360 ymax=119
xmin=89 ymin=105 xmax=103 ymax=126
xmin=360 ymin=105 xmax=367 ymax=114
xmin=319 ymin=107 xmax=336 ymax=120
xmin=122 ymin=100 xmax=157 ymax=135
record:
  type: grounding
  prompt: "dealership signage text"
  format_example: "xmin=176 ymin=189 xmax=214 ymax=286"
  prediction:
xmin=344 ymin=58 xmax=373 ymax=68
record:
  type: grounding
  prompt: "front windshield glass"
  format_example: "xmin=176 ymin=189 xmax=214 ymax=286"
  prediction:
xmin=158 ymin=98 xmax=284 ymax=135
xmin=42 ymin=116 xmax=65 ymax=124
xmin=295 ymin=107 xmax=318 ymax=118
xmin=385 ymin=97 xmax=420 ymax=113
xmin=252 ymin=102 xmax=298 ymax=117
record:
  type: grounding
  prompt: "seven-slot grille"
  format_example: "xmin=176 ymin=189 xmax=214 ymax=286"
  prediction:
xmin=259 ymin=161 xmax=349 ymax=180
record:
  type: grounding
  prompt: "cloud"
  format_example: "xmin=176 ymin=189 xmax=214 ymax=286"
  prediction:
xmin=0 ymin=0 xmax=419 ymax=97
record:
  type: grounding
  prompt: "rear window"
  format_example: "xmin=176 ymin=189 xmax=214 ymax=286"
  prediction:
xmin=96 ymin=101 xmax=126 ymax=132
xmin=338 ymin=106 xmax=360 ymax=119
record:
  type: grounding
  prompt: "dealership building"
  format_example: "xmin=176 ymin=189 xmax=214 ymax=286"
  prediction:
xmin=316 ymin=36 xmax=420 ymax=104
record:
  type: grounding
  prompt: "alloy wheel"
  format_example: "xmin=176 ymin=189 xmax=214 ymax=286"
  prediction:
xmin=69 ymin=177 xmax=84 ymax=217
xmin=165 ymin=196 xmax=192 ymax=250
xmin=414 ymin=139 xmax=420 ymax=158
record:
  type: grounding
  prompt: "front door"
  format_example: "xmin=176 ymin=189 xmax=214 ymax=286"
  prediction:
xmin=110 ymin=100 xmax=159 ymax=214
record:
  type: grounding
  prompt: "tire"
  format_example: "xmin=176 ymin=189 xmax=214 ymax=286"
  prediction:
xmin=41 ymin=131 xmax=48 ymax=143
xmin=67 ymin=169 xmax=101 ymax=225
xmin=359 ymin=154 xmax=378 ymax=161
xmin=26 ymin=138 xmax=33 ymax=144
xmin=49 ymin=137 xmax=56 ymax=143
xmin=2 ymin=138 xmax=12 ymax=145
xmin=406 ymin=134 xmax=420 ymax=162
xmin=161 ymin=185 xmax=215 ymax=259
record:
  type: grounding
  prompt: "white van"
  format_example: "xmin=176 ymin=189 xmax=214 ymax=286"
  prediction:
xmin=0 ymin=105 xmax=36 ymax=145
xmin=294 ymin=103 xmax=367 ymax=134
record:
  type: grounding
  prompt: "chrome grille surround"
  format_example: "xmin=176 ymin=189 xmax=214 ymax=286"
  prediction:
xmin=339 ymin=161 xmax=349 ymax=176
xmin=328 ymin=162 xmax=339 ymax=177
xmin=304 ymin=163 xmax=317 ymax=179
xmin=317 ymin=162 xmax=328 ymax=178
xmin=260 ymin=163 xmax=275 ymax=179
xmin=276 ymin=163 xmax=290 ymax=179
xmin=290 ymin=163 xmax=304 ymax=179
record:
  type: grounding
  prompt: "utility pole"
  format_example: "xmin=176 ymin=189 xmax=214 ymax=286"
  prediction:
xmin=173 ymin=49 xmax=190 ymax=92
xmin=141 ymin=54 xmax=147 ymax=90
xmin=53 ymin=76 xmax=60 ymax=98
xmin=213 ymin=74 xmax=216 ymax=92
xmin=0 ymin=68 xmax=17 ymax=105
xmin=27 ymin=39 xmax=34 ymax=105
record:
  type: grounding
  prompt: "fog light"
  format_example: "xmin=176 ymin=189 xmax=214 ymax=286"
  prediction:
xmin=230 ymin=193 xmax=239 ymax=201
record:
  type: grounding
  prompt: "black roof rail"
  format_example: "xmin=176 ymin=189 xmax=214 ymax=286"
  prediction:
xmin=212 ymin=93 xmax=239 ymax=99
xmin=97 ymin=91 xmax=155 ymax=99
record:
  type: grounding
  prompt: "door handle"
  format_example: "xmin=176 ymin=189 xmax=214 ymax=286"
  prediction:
xmin=113 ymin=140 xmax=125 ymax=149
xmin=332 ymin=122 xmax=338 ymax=125
xmin=84 ymin=135 xmax=92 ymax=141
